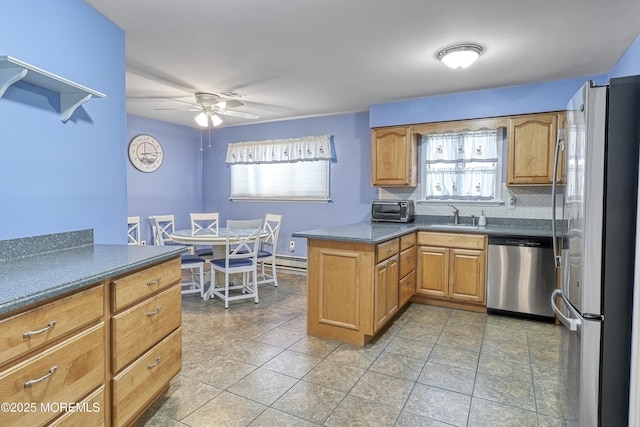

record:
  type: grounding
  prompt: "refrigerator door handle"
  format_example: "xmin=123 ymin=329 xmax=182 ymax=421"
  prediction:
xmin=551 ymin=289 xmax=582 ymax=331
xmin=551 ymin=135 xmax=565 ymax=268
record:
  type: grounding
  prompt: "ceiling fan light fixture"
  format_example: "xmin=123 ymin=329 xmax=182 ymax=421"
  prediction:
xmin=211 ymin=114 xmax=223 ymax=127
xmin=437 ymin=44 xmax=483 ymax=69
xmin=195 ymin=112 xmax=209 ymax=127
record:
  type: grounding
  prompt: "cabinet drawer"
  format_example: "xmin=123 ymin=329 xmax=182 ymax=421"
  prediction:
xmin=111 ymin=257 xmax=181 ymax=312
xmin=418 ymin=232 xmax=486 ymax=250
xmin=0 ymin=286 xmax=103 ymax=368
xmin=0 ymin=324 xmax=104 ymax=427
xmin=112 ymin=328 xmax=182 ymax=427
xmin=400 ymin=233 xmax=416 ymax=251
xmin=112 ymin=284 xmax=181 ymax=372
xmin=376 ymin=238 xmax=399 ymax=263
xmin=48 ymin=385 xmax=105 ymax=427
xmin=399 ymin=246 xmax=416 ymax=278
xmin=399 ymin=270 xmax=416 ymax=307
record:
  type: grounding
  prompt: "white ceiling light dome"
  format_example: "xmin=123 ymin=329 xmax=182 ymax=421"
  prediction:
xmin=437 ymin=44 xmax=484 ymax=69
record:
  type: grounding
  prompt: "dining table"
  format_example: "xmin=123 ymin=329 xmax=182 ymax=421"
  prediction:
xmin=170 ymin=227 xmax=269 ymax=298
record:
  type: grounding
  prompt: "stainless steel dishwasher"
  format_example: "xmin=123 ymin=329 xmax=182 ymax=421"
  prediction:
xmin=487 ymin=235 xmax=556 ymax=321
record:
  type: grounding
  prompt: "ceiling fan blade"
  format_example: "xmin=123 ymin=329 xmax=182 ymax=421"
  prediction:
xmin=153 ymin=107 xmax=201 ymax=111
xmin=216 ymin=109 xmax=259 ymax=119
xmin=215 ymin=99 xmax=244 ymax=109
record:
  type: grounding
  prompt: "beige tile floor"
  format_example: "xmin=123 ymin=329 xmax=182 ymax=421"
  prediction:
xmin=134 ymin=271 xmax=578 ymax=427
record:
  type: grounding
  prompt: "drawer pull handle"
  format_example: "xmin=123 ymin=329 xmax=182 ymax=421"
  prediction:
xmin=23 ymin=321 xmax=57 ymax=338
xmin=24 ymin=365 xmax=57 ymax=388
xmin=147 ymin=277 xmax=162 ymax=286
xmin=146 ymin=307 xmax=162 ymax=317
xmin=147 ymin=357 xmax=161 ymax=369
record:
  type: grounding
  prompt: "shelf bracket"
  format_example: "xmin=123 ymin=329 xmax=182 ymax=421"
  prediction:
xmin=60 ymin=92 xmax=93 ymax=122
xmin=0 ymin=67 xmax=28 ymax=98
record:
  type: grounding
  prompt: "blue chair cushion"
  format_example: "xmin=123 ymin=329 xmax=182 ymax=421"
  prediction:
xmin=181 ymin=254 xmax=204 ymax=264
xmin=211 ymin=258 xmax=254 ymax=268
xmin=236 ymin=249 xmax=272 ymax=257
xmin=195 ymin=248 xmax=213 ymax=257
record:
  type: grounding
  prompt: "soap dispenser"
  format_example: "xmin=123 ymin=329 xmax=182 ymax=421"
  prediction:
xmin=478 ymin=211 xmax=487 ymax=227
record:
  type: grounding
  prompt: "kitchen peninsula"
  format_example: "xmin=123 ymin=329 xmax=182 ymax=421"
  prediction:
xmin=293 ymin=216 xmax=556 ymax=346
xmin=0 ymin=230 xmax=185 ymax=426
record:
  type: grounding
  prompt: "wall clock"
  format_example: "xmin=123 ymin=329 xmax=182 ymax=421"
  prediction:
xmin=128 ymin=134 xmax=163 ymax=172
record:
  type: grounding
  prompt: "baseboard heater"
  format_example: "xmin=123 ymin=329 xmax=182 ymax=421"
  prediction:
xmin=265 ymin=254 xmax=307 ymax=273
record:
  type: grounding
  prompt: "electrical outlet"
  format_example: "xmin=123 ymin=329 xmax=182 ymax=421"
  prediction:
xmin=289 ymin=241 xmax=295 ymax=252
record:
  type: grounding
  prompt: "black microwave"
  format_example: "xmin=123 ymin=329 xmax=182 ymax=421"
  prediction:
xmin=371 ymin=200 xmax=415 ymax=223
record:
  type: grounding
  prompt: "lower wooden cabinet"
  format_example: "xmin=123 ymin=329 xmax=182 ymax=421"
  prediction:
xmin=0 ymin=256 xmax=182 ymax=427
xmin=307 ymin=237 xmax=409 ymax=346
xmin=415 ymin=232 xmax=487 ymax=311
xmin=112 ymin=328 xmax=182 ymax=426
xmin=0 ymin=324 xmax=104 ymax=427
xmin=374 ymin=254 xmax=399 ymax=332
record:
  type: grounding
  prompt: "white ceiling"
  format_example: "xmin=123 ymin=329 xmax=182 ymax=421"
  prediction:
xmin=85 ymin=0 xmax=640 ymax=129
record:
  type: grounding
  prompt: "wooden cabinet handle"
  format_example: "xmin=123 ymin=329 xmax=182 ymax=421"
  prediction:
xmin=23 ymin=321 xmax=57 ymax=338
xmin=146 ymin=277 xmax=162 ymax=286
xmin=147 ymin=357 xmax=161 ymax=370
xmin=24 ymin=365 xmax=57 ymax=388
xmin=146 ymin=307 xmax=162 ymax=317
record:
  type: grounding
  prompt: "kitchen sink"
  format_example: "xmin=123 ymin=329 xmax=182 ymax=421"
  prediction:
xmin=426 ymin=224 xmax=480 ymax=230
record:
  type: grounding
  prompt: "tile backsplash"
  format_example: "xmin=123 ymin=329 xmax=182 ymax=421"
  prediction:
xmin=378 ymin=184 xmax=562 ymax=220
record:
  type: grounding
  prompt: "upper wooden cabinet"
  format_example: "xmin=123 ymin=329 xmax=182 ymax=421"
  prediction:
xmin=371 ymin=126 xmax=417 ymax=186
xmin=507 ymin=112 xmax=564 ymax=186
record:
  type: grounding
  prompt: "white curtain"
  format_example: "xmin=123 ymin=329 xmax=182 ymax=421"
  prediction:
xmin=424 ymin=130 xmax=499 ymax=200
xmin=226 ymin=135 xmax=332 ymax=164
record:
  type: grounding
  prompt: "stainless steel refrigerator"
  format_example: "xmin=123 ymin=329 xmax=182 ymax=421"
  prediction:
xmin=551 ymin=75 xmax=640 ymax=426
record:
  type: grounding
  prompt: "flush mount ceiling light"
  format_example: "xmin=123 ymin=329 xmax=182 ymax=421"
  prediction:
xmin=437 ymin=44 xmax=484 ymax=69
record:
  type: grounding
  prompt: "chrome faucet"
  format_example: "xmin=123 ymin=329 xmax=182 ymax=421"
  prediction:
xmin=448 ymin=204 xmax=459 ymax=224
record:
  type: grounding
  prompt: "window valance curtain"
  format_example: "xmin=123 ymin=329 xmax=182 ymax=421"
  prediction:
xmin=423 ymin=129 xmax=500 ymax=200
xmin=226 ymin=135 xmax=332 ymax=164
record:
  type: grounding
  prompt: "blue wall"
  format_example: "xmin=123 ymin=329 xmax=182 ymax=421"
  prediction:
xmin=202 ymin=112 xmax=376 ymax=257
xmin=0 ymin=0 xmax=125 ymax=243
xmin=127 ymin=115 xmax=204 ymax=244
xmin=369 ymin=75 xmax=606 ymax=128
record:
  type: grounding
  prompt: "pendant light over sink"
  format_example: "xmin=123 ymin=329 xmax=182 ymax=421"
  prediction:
xmin=437 ymin=44 xmax=484 ymax=69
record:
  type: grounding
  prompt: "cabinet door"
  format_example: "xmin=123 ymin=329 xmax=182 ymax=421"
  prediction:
xmin=449 ymin=248 xmax=486 ymax=303
xmin=385 ymin=255 xmax=399 ymax=318
xmin=416 ymin=246 xmax=449 ymax=298
xmin=371 ymin=126 xmax=417 ymax=186
xmin=507 ymin=112 xmax=560 ymax=185
xmin=374 ymin=259 xmax=390 ymax=332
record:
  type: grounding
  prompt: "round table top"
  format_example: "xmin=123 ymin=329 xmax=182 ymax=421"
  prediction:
xmin=170 ymin=228 xmax=268 ymax=245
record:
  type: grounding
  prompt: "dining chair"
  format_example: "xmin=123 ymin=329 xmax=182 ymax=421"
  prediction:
xmin=207 ymin=219 xmax=263 ymax=309
xmin=255 ymin=214 xmax=282 ymax=287
xmin=148 ymin=214 xmax=177 ymax=246
xmin=189 ymin=212 xmax=219 ymax=258
xmin=149 ymin=216 xmax=206 ymax=298
xmin=127 ymin=216 xmax=141 ymax=245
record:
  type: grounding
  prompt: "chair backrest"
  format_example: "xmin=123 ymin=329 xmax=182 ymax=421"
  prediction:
xmin=262 ymin=214 xmax=282 ymax=249
xmin=149 ymin=214 xmax=175 ymax=246
xmin=127 ymin=216 xmax=141 ymax=245
xmin=190 ymin=212 xmax=219 ymax=234
xmin=226 ymin=219 xmax=263 ymax=264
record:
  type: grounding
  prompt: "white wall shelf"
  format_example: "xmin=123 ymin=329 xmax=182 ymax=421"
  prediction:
xmin=0 ymin=55 xmax=106 ymax=122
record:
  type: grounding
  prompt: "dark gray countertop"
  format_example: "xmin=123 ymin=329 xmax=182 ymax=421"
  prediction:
xmin=0 ymin=230 xmax=186 ymax=316
xmin=292 ymin=215 xmax=559 ymax=244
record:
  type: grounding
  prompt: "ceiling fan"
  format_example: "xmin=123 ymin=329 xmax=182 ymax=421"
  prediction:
xmin=155 ymin=92 xmax=259 ymax=127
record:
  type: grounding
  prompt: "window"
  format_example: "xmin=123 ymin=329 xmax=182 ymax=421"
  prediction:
xmin=227 ymin=135 xmax=331 ymax=201
xmin=421 ymin=129 xmax=503 ymax=203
